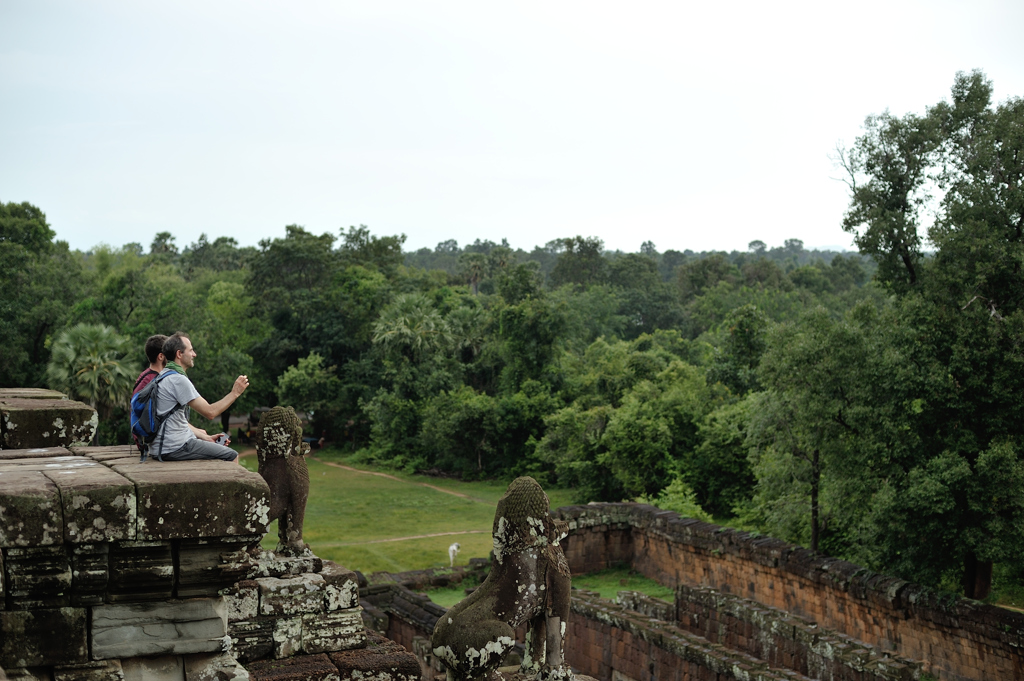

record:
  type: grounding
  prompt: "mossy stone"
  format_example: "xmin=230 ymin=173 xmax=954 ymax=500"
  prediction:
xmin=0 ymin=469 xmax=63 ymax=547
xmin=0 ymin=399 xmax=97 ymax=449
xmin=109 ymin=459 xmax=270 ymax=539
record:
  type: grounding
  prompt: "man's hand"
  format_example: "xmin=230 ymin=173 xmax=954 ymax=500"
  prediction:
xmin=189 ymin=425 xmax=215 ymax=442
xmin=233 ymin=375 xmax=250 ymax=396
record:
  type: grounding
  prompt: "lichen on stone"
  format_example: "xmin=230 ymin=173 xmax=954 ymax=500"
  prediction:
xmin=255 ymin=406 xmax=310 ymax=555
xmin=431 ymin=476 xmax=574 ymax=680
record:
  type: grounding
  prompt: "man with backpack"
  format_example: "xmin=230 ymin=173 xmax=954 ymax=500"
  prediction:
xmin=140 ymin=331 xmax=248 ymax=462
xmin=132 ymin=333 xmax=219 ymax=449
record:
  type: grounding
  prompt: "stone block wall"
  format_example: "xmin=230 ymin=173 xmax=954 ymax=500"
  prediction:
xmin=0 ymin=389 xmax=97 ymax=450
xmin=0 ymin=444 xmax=383 ymax=680
xmin=672 ymin=584 xmax=918 ymax=681
xmin=614 ymin=591 xmax=673 ymax=622
xmin=367 ymin=580 xmax=818 ymax=681
xmin=0 ymin=445 xmax=270 ymax=678
xmin=569 ymin=591 xmax=811 ymax=681
xmin=361 ymin=584 xmax=451 ymax=680
xmin=225 ymin=557 xmax=366 ymax=664
xmin=360 ymin=584 xmax=447 ymax=657
xmin=555 ymin=503 xmax=1024 ymax=681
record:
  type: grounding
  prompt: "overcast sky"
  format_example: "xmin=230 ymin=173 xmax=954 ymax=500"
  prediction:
xmin=2 ymin=1 xmax=1023 ymax=256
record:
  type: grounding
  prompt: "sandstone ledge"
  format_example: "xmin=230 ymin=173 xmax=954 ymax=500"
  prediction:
xmin=0 ymin=398 xmax=98 ymax=450
xmin=0 ymin=447 xmax=270 ymax=545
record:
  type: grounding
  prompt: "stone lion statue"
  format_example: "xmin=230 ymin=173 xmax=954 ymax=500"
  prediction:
xmin=255 ymin=406 xmax=311 ymax=555
xmin=431 ymin=476 xmax=573 ymax=680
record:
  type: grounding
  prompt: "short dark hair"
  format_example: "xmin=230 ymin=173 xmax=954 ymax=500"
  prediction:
xmin=162 ymin=332 xmax=190 ymax=363
xmin=144 ymin=334 xmax=169 ymax=364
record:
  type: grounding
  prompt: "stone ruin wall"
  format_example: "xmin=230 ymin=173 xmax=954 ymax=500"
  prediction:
xmin=371 ymin=568 xmax=927 ymax=681
xmin=0 ymin=389 xmax=420 ymax=681
xmin=365 ymin=502 xmax=1022 ymax=681
xmin=555 ymin=503 xmax=1024 ymax=681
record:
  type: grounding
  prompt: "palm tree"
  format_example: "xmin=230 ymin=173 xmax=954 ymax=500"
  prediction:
xmin=446 ymin=306 xmax=487 ymax=360
xmin=458 ymin=253 xmax=488 ymax=295
xmin=372 ymin=294 xmax=454 ymax=361
xmin=46 ymin=323 xmax=135 ymax=421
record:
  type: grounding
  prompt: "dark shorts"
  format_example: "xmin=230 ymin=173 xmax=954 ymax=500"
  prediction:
xmin=161 ymin=438 xmax=237 ymax=462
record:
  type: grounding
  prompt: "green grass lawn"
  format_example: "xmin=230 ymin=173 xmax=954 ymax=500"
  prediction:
xmin=240 ymin=449 xmax=576 ymax=574
xmin=427 ymin=582 xmax=477 ymax=609
xmin=571 ymin=567 xmax=675 ymax=601
xmin=424 ymin=567 xmax=676 ymax=609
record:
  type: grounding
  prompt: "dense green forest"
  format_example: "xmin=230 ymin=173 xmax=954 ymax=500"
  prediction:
xmin=2 ymin=71 xmax=1022 ymax=602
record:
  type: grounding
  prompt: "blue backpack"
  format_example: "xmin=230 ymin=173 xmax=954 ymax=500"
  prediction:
xmin=130 ymin=371 xmax=184 ymax=462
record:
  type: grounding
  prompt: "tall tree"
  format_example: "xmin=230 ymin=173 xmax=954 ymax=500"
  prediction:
xmin=548 ymin=236 xmax=608 ymax=289
xmin=458 ymin=252 xmax=487 ymax=295
xmin=838 ymin=109 xmax=940 ymax=293
xmin=338 ymin=225 xmax=406 ymax=275
xmin=837 ymin=71 xmax=1024 ymax=597
xmin=0 ymin=202 xmax=83 ymax=387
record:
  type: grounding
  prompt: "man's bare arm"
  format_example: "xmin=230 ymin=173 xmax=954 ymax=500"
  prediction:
xmin=188 ymin=424 xmax=214 ymax=442
xmin=188 ymin=375 xmax=249 ymax=421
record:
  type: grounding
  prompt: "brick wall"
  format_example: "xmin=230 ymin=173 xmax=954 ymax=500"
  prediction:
xmin=673 ymin=583 xmax=917 ymax=681
xmin=361 ymin=583 xmax=447 ymax=658
xmin=568 ymin=592 xmax=809 ymax=681
xmin=370 ymin=580 xmax=812 ymax=681
xmin=555 ymin=503 xmax=1024 ymax=681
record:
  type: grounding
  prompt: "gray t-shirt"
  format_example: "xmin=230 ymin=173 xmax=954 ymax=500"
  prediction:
xmin=153 ymin=370 xmax=200 ymax=456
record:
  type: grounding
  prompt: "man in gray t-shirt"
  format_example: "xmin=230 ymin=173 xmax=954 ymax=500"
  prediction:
xmin=152 ymin=332 xmax=249 ymax=462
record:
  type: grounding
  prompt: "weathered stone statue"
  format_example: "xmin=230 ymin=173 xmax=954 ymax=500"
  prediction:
xmin=432 ymin=476 xmax=574 ymax=681
xmin=255 ymin=406 xmax=311 ymax=555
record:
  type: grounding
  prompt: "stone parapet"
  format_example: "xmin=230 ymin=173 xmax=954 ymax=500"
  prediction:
xmin=85 ymin=448 xmax=271 ymax=540
xmin=554 ymin=502 xmax=1024 ymax=681
xmin=0 ymin=446 xmax=272 ymax=545
xmin=0 ymin=389 xmax=68 ymax=401
xmin=569 ymin=590 xmax=814 ymax=681
xmin=613 ymin=590 xmax=673 ymax=622
xmin=673 ymin=583 xmax=920 ymax=681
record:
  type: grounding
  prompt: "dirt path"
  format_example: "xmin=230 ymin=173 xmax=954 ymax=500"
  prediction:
xmin=309 ymin=455 xmax=494 ymax=504
xmin=239 ymin=449 xmax=493 ymax=505
xmin=315 ymin=529 xmax=490 ymax=547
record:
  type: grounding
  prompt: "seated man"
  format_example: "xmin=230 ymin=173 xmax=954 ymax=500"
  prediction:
xmin=134 ymin=333 xmax=220 ymax=449
xmin=151 ymin=331 xmax=249 ymax=462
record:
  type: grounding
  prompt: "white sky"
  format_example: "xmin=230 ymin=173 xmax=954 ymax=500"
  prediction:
xmin=2 ymin=1 xmax=1023 ymax=255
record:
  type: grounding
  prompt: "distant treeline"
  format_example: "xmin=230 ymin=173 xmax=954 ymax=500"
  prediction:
xmin=405 ymin=235 xmax=875 ymax=289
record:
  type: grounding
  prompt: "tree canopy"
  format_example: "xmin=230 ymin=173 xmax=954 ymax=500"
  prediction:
xmin=3 ymin=69 xmax=1022 ymax=603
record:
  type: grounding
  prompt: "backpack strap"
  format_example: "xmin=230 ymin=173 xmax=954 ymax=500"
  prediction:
xmin=140 ymin=372 xmax=186 ymax=463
